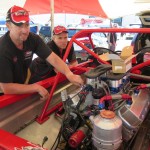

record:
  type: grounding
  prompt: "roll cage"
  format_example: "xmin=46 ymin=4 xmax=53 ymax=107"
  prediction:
xmin=0 ymin=28 xmax=150 ymax=124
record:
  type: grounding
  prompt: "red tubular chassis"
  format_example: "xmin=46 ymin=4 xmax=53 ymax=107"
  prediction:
xmin=0 ymin=28 xmax=150 ymax=149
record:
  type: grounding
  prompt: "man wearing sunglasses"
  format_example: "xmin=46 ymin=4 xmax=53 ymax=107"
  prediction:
xmin=29 ymin=25 xmax=78 ymax=83
xmin=0 ymin=5 xmax=83 ymax=100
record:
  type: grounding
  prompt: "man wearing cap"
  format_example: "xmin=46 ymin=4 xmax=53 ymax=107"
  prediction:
xmin=29 ymin=25 xmax=78 ymax=83
xmin=0 ymin=6 xmax=83 ymax=100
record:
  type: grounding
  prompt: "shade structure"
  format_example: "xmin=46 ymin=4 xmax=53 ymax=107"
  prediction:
xmin=24 ymin=0 xmax=108 ymax=18
xmin=0 ymin=0 xmax=150 ymax=19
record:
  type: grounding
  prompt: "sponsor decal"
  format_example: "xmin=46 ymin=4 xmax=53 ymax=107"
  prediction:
xmin=13 ymin=56 xmax=17 ymax=63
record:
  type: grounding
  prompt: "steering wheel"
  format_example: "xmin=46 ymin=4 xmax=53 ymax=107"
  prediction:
xmin=87 ymin=47 xmax=120 ymax=66
xmin=93 ymin=47 xmax=120 ymax=56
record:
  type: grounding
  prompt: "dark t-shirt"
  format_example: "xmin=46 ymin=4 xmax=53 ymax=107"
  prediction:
xmin=29 ymin=40 xmax=76 ymax=83
xmin=0 ymin=31 xmax=52 ymax=84
xmin=47 ymin=40 xmax=76 ymax=62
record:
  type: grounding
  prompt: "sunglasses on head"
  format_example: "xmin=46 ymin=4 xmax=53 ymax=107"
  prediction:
xmin=11 ymin=10 xmax=29 ymax=16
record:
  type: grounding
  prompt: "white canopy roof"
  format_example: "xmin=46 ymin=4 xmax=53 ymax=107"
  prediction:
xmin=0 ymin=0 xmax=149 ymax=19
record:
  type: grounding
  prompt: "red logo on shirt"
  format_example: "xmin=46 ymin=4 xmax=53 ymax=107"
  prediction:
xmin=13 ymin=56 xmax=17 ymax=63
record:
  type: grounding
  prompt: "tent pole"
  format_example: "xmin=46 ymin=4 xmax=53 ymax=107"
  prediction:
xmin=50 ymin=0 xmax=54 ymax=38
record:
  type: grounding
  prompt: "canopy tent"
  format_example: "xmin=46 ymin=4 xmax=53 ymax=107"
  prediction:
xmin=0 ymin=0 xmax=149 ymax=34
xmin=0 ymin=0 xmax=150 ymax=19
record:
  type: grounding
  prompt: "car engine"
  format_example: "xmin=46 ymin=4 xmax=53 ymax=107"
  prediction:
xmin=52 ymin=64 xmax=150 ymax=150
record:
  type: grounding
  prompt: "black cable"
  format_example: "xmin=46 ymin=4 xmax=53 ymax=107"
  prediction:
xmin=50 ymin=110 xmax=68 ymax=150
xmin=50 ymin=122 xmax=63 ymax=150
xmin=42 ymin=136 xmax=48 ymax=147
xmin=73 ymin=110 xmax=92 ymax=131
xmin=50 ymin=86 xmax=92 ymax=150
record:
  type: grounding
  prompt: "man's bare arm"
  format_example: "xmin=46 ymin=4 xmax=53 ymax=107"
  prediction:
xmin=0 ymin=83 xmax=49 ymax=100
